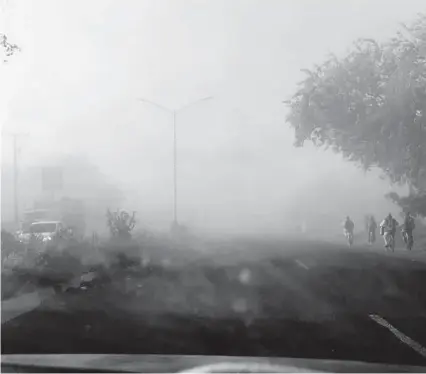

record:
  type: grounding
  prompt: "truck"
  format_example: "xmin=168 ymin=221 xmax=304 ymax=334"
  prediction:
xmin=16 ymin=220 xmax=71 ymax=250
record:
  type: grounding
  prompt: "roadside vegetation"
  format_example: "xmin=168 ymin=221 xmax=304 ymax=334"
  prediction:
xmin=285 ymin=14 xmax=426 ymax=218
xmin=2 ymin=13 xmax=426 ymax=305
xmin=1 ymin=209 xmax=203 ymax=300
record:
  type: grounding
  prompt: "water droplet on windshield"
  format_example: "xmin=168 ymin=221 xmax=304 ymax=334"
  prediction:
xmin=232 ymin=298 xmax=248 ymax=313
xmin=161 ymin=259 xmax=171 ymax=268
xmin=238 ymin=268 xmax=251 ymax=284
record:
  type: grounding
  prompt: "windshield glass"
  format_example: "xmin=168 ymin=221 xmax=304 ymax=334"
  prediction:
xmin=29 ymin=223 xmax=57 ymax=234
xmin=2 ymin=0 xmax=426 ymax=370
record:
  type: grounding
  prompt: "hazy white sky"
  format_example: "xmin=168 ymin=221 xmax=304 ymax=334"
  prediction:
xmin=1 ymin=0 xmax=424 ymax=231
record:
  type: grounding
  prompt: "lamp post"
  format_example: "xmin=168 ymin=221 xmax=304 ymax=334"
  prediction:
xmin=137 ymin=96 xmax=213 ymax=226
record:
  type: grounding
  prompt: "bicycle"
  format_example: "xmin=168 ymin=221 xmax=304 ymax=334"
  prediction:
xmin=401 ymin=230 xmax=413 ymax=251
xmin=368 ymin=230 xmax=376 ymax=245
xmin=384 ymin=231 xmax=395 ymax=252
xmin=345 ymin=230 xmax=354 ymax=247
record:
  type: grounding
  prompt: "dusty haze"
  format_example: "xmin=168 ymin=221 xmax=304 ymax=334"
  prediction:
xmin=1 ymin=0 xmax=421 ymax=236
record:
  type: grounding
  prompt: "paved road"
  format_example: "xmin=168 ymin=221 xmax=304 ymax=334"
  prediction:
xmin=2 ymin=239 xmax=426 ymax=367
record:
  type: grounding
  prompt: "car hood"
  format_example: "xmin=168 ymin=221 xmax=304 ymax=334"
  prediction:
xmin=35 ymin=232 xmax=55 ymax=237
xmin=17 ymin=232 xmax=31 ymax=239
xmin=2 ymin=354 xmax=425 ymax=373
xmin=24 ymin=232 xmax=55 ymax=240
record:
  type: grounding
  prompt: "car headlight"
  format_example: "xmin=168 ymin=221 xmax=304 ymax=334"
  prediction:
xmin=42 ymin=236 xmax=52 ymax=242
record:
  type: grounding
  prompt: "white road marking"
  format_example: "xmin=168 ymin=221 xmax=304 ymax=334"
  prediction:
xmin=369 ymin=314 xmax=426 ymax=358
xmin=295 ymin=259 xmax=309 ymax=270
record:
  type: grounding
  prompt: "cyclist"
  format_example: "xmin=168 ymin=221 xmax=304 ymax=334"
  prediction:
xmin=380 ymin=213 xmax=399 ymax=249
xmin=343 ymin=216 xmax=355 ymax=245
xmin=401 ymin=211 xmax=415 ymax=250
xmin=367 ymin=215 xmax=377 ymax=245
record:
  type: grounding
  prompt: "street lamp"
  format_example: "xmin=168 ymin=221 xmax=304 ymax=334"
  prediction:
xmin=137 ymin=96 xmax=213 ymax=226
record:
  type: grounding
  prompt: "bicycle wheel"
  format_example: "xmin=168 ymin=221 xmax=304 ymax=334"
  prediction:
xmin=408 ymin=234 xmax=413 ymax=250
xmin=402 ymin=232 xmax=411 ymax=250
xmin=348 ymin=233 xmax=353 ymax=246
xmin=390 ymin=236 xmax=395 ymax=252
xmin=369 ymin=232 xmax=375 ymax=245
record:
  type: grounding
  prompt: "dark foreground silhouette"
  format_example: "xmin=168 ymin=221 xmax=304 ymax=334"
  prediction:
xmin=2 ymin=239 xmax=426 ymax=367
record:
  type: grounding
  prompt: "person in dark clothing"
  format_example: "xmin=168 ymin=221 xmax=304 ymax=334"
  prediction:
xmin=401 ymin=211 xmax=415 ymax=250
xmin=343 ymin=216 xmax=355 ymax=245
xmin=367 ymin=215 xmax=377 ymax=245
xmin=380 ymin=213 xmax=399 ymax=249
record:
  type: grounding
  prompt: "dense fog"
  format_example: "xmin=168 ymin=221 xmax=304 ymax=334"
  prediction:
xmin=2 ymin=0 xmax=420 ymax=238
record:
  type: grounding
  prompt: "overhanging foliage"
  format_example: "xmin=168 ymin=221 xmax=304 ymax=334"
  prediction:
xmin=285 ymin=14 xmax=426 ymax=215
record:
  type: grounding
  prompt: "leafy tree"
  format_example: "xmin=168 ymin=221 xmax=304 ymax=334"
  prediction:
xmin=106 ymin=209 xmax=136 ymax=240
xmin=1 ymin=33 xmax=19 ymax=62
xmin=285 ymin=13 xmax=426 ymax=216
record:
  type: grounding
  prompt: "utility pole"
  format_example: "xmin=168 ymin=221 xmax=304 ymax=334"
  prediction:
xmin=3 ymin=132 xmax=28 ymax=225
xmin=173 ymin=110 xmax=178 ymax=224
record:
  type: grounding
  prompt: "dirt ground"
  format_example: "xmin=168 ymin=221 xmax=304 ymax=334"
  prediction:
xmin=2 ymin=238 xmax=426 ymax=366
